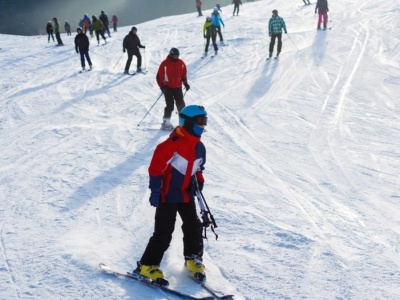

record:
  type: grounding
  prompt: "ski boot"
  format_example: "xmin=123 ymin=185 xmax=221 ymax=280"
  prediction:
xmin=134 ymin=261 xmax=169 ymax=286
xmin=136 ymin=67 xmax=142 ymax=73
xmin=161 ymin=118 xmax=174 ymax=130
xmin=185 ymin=255 xmax=206 ymax=282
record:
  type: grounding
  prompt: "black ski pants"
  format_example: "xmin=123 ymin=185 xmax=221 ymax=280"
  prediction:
xmin=205 ymin=33 xmax=218 ymax=53
xmin=269 ymin=33 xmax=282 ymax=54
xmin=55 ymin=32 xmax=63 ymax=45
xmin=125 ymin=49 xmax=142 ymax=71
xmin=163 ymin=87 xmax=185 ymax=119
xmin=79 ymin=50 xmax=92 ymax=68
xmin=233 ymin=4 xmax=240 ymax=15
xmin=140 ymin=201 xmax=204 ymax=266
xmin=95 ymin=30 xmax=106 ymax=44
xmin=214 ymin=26 xmax=223 ymax=42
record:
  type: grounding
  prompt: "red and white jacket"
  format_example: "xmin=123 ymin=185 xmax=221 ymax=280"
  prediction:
xmin=148 ymin=126 xmax=205 ymax=204
xmin=156 ymin=56 xmax=188 ymax=89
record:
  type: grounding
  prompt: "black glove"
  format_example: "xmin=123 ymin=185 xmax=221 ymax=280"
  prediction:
xmin=123 ymin=48 xmax=126 ymax=53
xmin=184 ymin=83 xmax=190 ymax=91
xmin=76 ymin=50 xmax=79 ymax=53
xmin=142 ymin=45 xmax=146 ymax=49
xmin=149 ymin=188 xmax=160 ymax=207
xmin=284 ymin=31 xmax=287 ymax=34
xmin=161 ymin=86 xmax=168 ymax=94
xmin=204 ymin=35 xmax=206 ymax=38
xmin=198 ymin=181 xmax=204 ymax=192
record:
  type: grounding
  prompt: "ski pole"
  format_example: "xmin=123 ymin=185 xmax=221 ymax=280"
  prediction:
xmin=194 ymin=177 xmax=218 ymax=240
xmin=113 ymin=52 xmax=124 ymax=68
xmin=137 ymin=92 xmax=163 ymax=126
xmin=286 ymin=33 xmax=299 ymax=51
xmin=143 ymin=48 xmax=147 ymax=70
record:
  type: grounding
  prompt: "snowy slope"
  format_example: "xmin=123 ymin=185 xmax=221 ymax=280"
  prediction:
xmin=1 ymin=0 xmax=400 ymax=299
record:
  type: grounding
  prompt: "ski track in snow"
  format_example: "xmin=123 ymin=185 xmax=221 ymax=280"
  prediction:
xmin=1 ymin=0 xmax=400 ymax=299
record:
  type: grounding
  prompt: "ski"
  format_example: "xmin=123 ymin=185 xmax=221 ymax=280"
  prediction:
xmin=79 ymin=69 xmax=91 ymax=73
xmin=191 ymin=277 xmax=235 ymax=300
xmin=99 ymin=263 xmax=214 ymax=300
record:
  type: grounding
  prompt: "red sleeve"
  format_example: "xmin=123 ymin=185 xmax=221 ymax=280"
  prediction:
xmin=156 ymin=60 xmax=166 ymax=87
xmin=148 ymin=138 xmax=177 ymax=176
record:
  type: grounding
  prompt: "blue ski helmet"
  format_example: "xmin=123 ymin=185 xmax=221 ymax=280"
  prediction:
xmin=179 ymin=105 xmax=207 ymax=137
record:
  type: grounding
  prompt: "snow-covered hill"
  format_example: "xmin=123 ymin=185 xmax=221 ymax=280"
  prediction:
xmin=1 ymin=0 xmax=399 ymax=299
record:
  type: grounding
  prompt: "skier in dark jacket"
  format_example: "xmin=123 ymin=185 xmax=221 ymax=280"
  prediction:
xmin=232 ymin=0 xmax=242 ymax=16
xmin=123 ymin=27 xmax=145 ymax=74
xmin=134 ymin=104 xmax=208 ymax=286
xmin=99 ymin=10 xmax=111 ymax=37
xmin=74 ymin=27 xmax=92 ymax=71
xmin=64 ymin=21 xmax=71 ymax=36
xmin=315 ymin=0 xmax=329 ymax=30
xmin=46 ymin=21 xmax=55 ymax=42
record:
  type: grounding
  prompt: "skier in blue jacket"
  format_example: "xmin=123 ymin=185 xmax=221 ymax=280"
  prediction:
xmin=211 ymin=7 xmax=225 ymax=43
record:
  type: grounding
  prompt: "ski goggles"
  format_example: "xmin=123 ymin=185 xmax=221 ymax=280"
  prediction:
xmin=193 ymin=115 xmax=208 ymax=126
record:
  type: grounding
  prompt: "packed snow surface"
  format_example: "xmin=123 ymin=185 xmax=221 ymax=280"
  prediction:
xmin=1 ymin=0 xmax=399 ymax=299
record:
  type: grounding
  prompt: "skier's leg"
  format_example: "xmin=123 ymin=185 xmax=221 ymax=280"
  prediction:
xmin=80 ymin=52 xmax=85 ymax=68
xmin=85 ymin=51 xmax=92 ymax=67
xmin=277 ymin=34 xmax=282 ymax=54
xmin=179 ymin=202 xmax=204 ymax=258
xmin=205 ymin=36 xmax=210 ymax=53
xmin=173 ymin=89 xmax=185 ymax=114
xmin=140 ymin=204 xmax=179 ymax=266
xmin=125 ymin=52 xmax=133 ymax=72
xmin=269 ymin=34 xmax=276 ymax=55
xmin=163 ymin=90 xmax=175 ymax=119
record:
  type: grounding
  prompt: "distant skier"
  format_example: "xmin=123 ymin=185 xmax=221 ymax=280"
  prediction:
xmin=203 ymin=16 xmax=218 ymax=56
xmin=196 ymin=0 xmax=203 ymax=17
xmin=211 ymin=7 xmax=225 ymax=43
xmin=122 ymin=26 xmax=146 ymax=74
xmin=156 ymin=48 xmax=190 ymax=130
xmin=99 ymin=10 xmax=111 ymax=37
xmin=315 ymin=0 xmax=329 ymax=30
xmin=216 ymin=3 xmax=222 ymax=13
xmin=133 ymin=104 xmax=208 ymax=286
xmin=91 ymin=15 xmax=107 ymax=45
xmin=82 ymin=14 xmax=92 ymax=36
xmin=46 ymin=21 xmax=55 ymax=43
xmin=303 ymin=0 xmax=311 ymax=5
xmin=52 ymin=17 xmax=63 ymax=46
xmin=268 ymin=9 xmax=287 ymax=59
xmin=112 ymin=15 xmax=118 ymax=32
xmin=232 ymin=0 xmax=242 ymax=16
xmin=64 ymin=20 xmax=71 ymax=36
xmin=74 ymin=27 xmax=92 ymax=71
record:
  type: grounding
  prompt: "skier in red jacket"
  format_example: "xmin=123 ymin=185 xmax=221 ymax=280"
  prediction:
xmin=134 ymin=105 xmax=208 ymax=286
xmin=156 ymin=48 xmax=190 ymax=130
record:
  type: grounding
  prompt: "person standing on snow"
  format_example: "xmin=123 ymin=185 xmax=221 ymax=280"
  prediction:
xmin=112 ymin=15 xmax=118 ymax=32
xmin=315 ymin=0 xmax=329 ymax=30
xmin=156 ymin=48 xmax=190 ymax=130
xmin=91 ymin=15 xmax=107 ymax=45
xmin=122 ymin=26 xmax=146 ymax=74
xmin=82 ymin=14 xmax=92 ymax=36
xmin=211 ymin=7 xmax=225 ymax=43
xmin=203 ymin=16 xmax=218 ymax=56
xmin=52 ymin=17 xmax=63 ymax=46
xmin=74 ymin=27 xmax=92 ymax=71
xmin=196 ymin=0 xmax=203 ymax=17
xmin=232 ymin=0 xmax=242 ymax=16
xmin=46 ymin=21 xmax=55 ymax=43
xmin=268 ymin=9 xmax=287 ymax=59
xmin=99 ymin=10 xmax=111 ymax=37
xmin=64 ymin=21 xmax=71 ymax=36
xmin=133 ymin=104 xmax=208 ymax=286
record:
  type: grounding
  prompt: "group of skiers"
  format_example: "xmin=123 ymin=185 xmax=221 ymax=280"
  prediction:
xmin=46 ymin=11 xmax=118 ymax=45
xmin=195 ymin=1 xmax=244 ymax=17
xmin=49 ymin=1 xmax=331 ymax=287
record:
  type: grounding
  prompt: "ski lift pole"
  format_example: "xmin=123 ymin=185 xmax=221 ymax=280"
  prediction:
xmin=137 ymin=92 xmax=163 ymax=126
